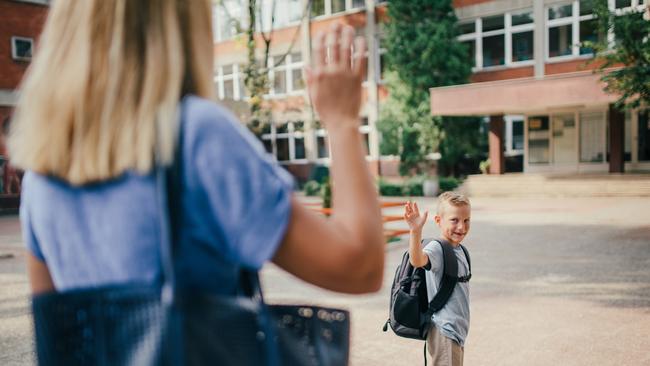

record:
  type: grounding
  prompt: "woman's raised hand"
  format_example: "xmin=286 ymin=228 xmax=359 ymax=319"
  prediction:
xmin=305 ymin=23 xmax=366 ymax=132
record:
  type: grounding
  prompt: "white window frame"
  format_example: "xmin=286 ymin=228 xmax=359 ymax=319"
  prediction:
xmin=262 ymin=122 xmax=308 ymax=163
xmin=11 ymin=36 xmax=33 ymax=61
xmin=546 ymin=1 xmax=598 ymax=62
xmin=268 ymin=53 xmax=304 ymax=98
xmin=458 ymin=10 xmax=535 ymax=72
xmin=311 ymin=0 xmax=366 ymax=20
xmin=215 ymin=64 xmax=243 ymax=101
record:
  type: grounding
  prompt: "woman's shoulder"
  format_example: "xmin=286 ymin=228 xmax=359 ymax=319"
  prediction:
xmin=181 ymin=95 xmax=266 ymax=157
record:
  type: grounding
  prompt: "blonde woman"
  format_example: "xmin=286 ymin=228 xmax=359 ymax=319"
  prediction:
xmin=11 ymin=0 xmax=383 ymax=332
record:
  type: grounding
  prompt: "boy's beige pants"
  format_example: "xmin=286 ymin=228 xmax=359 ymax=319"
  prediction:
xmin=426 ymin=325 xmax=464 ymax=366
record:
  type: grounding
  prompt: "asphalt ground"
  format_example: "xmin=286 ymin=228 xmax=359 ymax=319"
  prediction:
xmin=1 ymin=196 xmax=649 ymax=365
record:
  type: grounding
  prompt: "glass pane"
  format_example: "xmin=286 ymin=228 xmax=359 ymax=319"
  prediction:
xmin=512 ymin=120 xmax=524 ymax=150
xmin=580 ymin=111 xmax=605 ymax=162
xmin=273 ymin=56 xmax=285 ymax=67
xmin=461 ymin=40 xmax=476 ymax=67
xmin=239 ymin=75 xmax=248 ymax=97
xmin=528 ymin=116 xmax=550 ymax=164
xmin=482 ymin=34 xmax=505 ymax=67
xmin=262 ymin=138 xmax=273 ymax=154
xmin=14 ymin=39 xmax=32 ymax=58
xmin=277 ymin=122 xmax=289 ymax=134
xmin=548 ymin=4 xmax=573 ymax=20
xmin=223 ymin=79 xmax=234 ymax=99
xmin=288 ymin=0 xmax=302 ymax=22
xmin=458 ymin=21 xmax=475 ymax=35
xmin=379 ymin=52 xmax=387 ymax=80
xmin=511 ymin=11 xmax=533 ymax=26
xmin=317 ymin=135 xmax=329 ymax=158
xmin=294 ymin=137 xmax=306 ymax=159
xmin=615 ymin=0 xmax=632 ymax=8
xmin=222 ymin=64 xmax=233 ymax=75
xmin=291 ymin=52 xmax=302 ymax=63
xmin=293 ymin=121 xmax=304 ymax=131
xmin=276 ymin=137 xmax=290 ymax=161
xmin=580 ymin=19 xmax=598 ymax=54
xmin=512 ymin=31 xmax=533 ymax=62
xmin=292 ymin=69 xmax=304 ymax=91
xmin=332 ymin=0 xmax=346 ymax=13
xmin=482 ymin=15 xmax=505 ymax=32
xmin=639 ymin=110 xmax=650 ymax=161
xmin=274 ymin=69 xmax=286 ymax=94
xmin=579 ymin=0 xmax=594 ymax=16
xmin=311 ymin=0 xmax=325 ymax=17
xmin=549 ymin=24 xmax=573 ymax=57
xmin=352 ymin=0 xmax=365 ymax=9
xmin=552 ymin=114 xmax=577 ymax=164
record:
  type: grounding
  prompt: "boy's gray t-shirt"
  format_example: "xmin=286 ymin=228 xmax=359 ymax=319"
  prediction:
xmin=423 ymin=240 xmax=470 ymax=346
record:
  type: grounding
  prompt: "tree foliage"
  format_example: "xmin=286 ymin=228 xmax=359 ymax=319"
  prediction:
xmin=382 ymin=0 xmax=475 ymax=176
xmin=589 ymin=0 xmax=650 ymax=109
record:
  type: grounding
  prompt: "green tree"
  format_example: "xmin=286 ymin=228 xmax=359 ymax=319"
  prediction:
xmin=383 ymin=0 xmax=475 ymax=176
xmin=589 ymin=0 xmax=650 ymax=109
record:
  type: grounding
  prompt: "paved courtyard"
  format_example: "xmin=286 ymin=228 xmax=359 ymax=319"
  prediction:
xmin=1 ymin=197 xmax=649 ymax=365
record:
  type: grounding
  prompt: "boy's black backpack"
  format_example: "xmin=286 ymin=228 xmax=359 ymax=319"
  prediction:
xmin=382 ymin=238 xmax=471 ymax=340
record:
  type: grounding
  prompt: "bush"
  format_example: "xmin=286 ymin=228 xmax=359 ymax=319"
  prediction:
xmin=303 ymin=180 xmax=321 ymax=196
xmin=378 ymin=179 xmax=404 ymax=196
xmin=439 ymin=176 xmax=461 ymax=193
xmin=402 ymin=176 xmax=424 ymax=196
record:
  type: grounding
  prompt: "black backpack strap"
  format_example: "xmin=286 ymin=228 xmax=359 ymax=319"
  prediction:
xmin=458 ymin=245 xmax=472 ymax=283
xmin=425 ymin=239 xmax=458 ymax=315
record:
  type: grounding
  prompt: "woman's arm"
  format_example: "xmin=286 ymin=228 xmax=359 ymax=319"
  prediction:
xmin=27 ymin=252 xmax=55 ymax=294
xmin=272 ymin=24 xmax=384 ymax=294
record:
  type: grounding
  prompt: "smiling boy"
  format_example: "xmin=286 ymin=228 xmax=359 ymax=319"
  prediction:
xmin=403 ymin=192 xmax=472 ymax=366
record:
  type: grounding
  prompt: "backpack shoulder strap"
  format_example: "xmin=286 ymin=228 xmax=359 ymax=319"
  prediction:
xmin=425 ymin=239 xmax=458 ymax=315
xmin=459 ymin=244 xmax=471 ymax=274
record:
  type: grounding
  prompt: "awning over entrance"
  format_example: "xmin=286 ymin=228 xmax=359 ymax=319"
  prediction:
xmin=429 ymin=71 xmax=619 ymax=116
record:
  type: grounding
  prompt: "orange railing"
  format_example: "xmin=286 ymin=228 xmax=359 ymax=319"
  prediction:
xmin=304 ymin=201 xmax=409 ymax=240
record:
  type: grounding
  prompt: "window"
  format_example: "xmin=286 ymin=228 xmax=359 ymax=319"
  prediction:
xmin=311 ymin=0 xmax=325 ymax=17
xmin=528 ymin=116 xmax=550 ymax=164
xmin=510 ymin=10 xmax=534 ymax=62
xmin=262 ymin=121 xmax=308 ymax=162
xmin=215 ymin=64 xmax=245 ymax=100
xmin=213 ymin=1 xmax=242 ymax=42
xmin=579 ymin=111 xmax=605 ymax=162
xmin=458 ymin=9 xmax=534 ymax=71
xmin=11 ymin=37 xmax=33 ymax=61
xmin=269 ymin=53 xmax=304 ymax=96
xmin=352 ymin=0 xmax=366 ymax=8
xmin=332 ymin=0 xmax=346 ymax=13
xmin=546 ymin=1 xmax=603 ymax=60
xmin=317 ymin=130 xmax=329 ymax=158
xmin=481 ymin=15 xmax=505 ymax=67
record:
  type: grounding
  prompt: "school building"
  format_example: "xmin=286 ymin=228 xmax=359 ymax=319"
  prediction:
xmin=431 ymin=0 xmax=649 ymax=175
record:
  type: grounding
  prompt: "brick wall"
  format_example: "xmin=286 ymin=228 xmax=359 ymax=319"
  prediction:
xmin=0 ymin=0 xmax=48 ymax=90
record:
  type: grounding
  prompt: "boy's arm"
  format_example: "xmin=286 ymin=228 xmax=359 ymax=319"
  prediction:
xmin=404 ymin=201 xmax=430 ymax=268
xmin=408 ymin=228 xmax=429 ymax=268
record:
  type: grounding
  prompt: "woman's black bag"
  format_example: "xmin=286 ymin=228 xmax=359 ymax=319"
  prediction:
xmin=31 ymin=110 xmax=350 ymax=366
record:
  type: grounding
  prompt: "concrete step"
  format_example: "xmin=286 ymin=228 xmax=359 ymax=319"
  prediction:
xmin=459 ymin=174 xmax=650 ymax=197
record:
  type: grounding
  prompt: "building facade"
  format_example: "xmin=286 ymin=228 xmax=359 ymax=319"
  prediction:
xmin=212 ymin=0 xmax=393 ymax=182
xmin=0 ymin=0 xmax=48 ymax=207
xmin=431 ymin=0 xmax=649 ymax=174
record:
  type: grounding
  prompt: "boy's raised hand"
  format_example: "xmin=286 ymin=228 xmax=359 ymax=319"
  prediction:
xmin=403 ymin=201 xmax=428 ymax=232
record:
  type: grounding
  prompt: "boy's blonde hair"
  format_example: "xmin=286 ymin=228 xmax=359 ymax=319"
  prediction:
xmin=436 ymin=191 xmax=471 ymax=216
xmin=8 ymin=0 xmax=214 ymax=185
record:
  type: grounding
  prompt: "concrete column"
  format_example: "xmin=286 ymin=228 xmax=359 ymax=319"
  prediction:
xmin=365 ymin=0 xmax=381 ymax=175
xmin=608 ymin=104 xmax=625 ymax=173
xmin=489 ymin=115 xmax=505 ymax=175
xmin=301 ymin=0 xmax=318 ymax=162
xmin=533 ymin=0 xmax=545 ymax=79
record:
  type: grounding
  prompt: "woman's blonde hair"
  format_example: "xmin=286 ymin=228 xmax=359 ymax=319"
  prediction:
xmin=9 ymin=0 xmax=214 ymax=185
